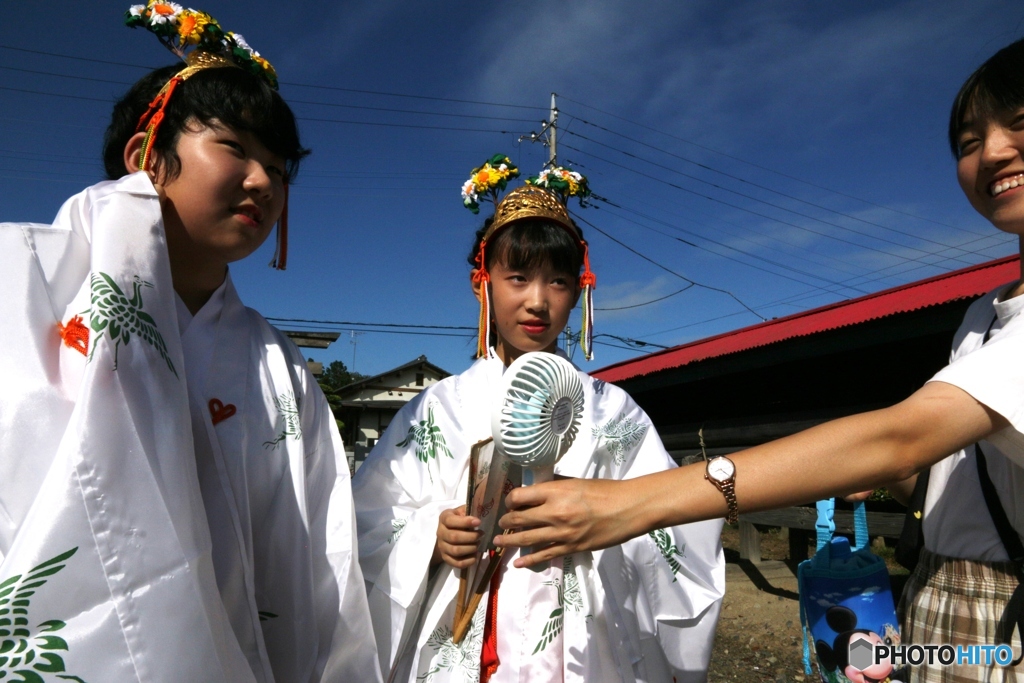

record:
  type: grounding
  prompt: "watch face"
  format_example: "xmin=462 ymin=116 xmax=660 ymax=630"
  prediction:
xmin=707 ymin=457 xmax=735 ymax=482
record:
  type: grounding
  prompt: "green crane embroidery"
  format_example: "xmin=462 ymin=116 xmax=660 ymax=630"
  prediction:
xmin=88 ymin=272 xmax=176 ymax=377
xmin=263 ymin=392 xmax=302 ymax=449
xmin=417 ymin=605 xmax=484 ymax=682
xmin=388 ymin=519 xmax=407 ymax=544
xmin=648 ymin=528 xmax=685 ymax=580
xmin=0 ymin=547 xmax=86 ymax=682
xmin=532 ymin=556 xmax=584 ymax=654
xmin=592 ymin=414 xmax=648 ymax=465
xmin=397 ymin=404 xmax=452 ymax=482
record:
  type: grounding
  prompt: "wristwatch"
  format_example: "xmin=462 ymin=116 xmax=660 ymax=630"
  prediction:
xmin=705 ymin=456 xmax=738 ymax=524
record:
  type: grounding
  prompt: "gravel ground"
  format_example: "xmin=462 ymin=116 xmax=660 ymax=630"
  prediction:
xmin=707 ymin=526 xmax=909 ymax=683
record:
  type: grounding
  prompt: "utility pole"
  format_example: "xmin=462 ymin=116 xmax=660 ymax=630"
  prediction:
xmin=349 ymin=330 xmax=364 ymax=373
xmin=519 ymin=93 xmax=559 ymax=167
xmin=548 ymin=93 xmax=558 ymax=166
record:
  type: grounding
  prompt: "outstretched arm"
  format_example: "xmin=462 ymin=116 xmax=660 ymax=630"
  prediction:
xmin=496 ymin=380 xmax=1006 ymax=568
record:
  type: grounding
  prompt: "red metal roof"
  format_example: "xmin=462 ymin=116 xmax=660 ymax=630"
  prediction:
xmin=594 ymin=255 xmax=1020 ymax=383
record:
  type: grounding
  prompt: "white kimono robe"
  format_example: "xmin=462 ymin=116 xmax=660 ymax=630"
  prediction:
xmin=354 ymin=354 xmax=725 ymax=683
xmin=0 ymin=173 xmax=379 ymax=682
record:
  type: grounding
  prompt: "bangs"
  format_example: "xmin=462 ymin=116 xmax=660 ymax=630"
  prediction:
xmin=949 ymin=38 xmax=1024 ymax=158
xmin=487 ymin=220 xmax=583 ymax=276
xmin=177 ymin=68 xmax=308 ymax=180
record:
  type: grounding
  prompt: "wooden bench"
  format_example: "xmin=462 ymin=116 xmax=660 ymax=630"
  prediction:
xmin=738 ymin=507 xmax=906 ymax=564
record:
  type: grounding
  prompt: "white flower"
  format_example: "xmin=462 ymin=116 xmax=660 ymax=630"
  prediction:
xmin=498 ymin=163 xmax=508 ymax=172
xmin=147 ymin=2 xmax=183 ymax=24
xmin=231 ymin=32 xmax=255 ymax=56
xmin=129 ymin=5 xmax=146 ymax=17
xmin=461 ymin=180 xmax=478 ymax=203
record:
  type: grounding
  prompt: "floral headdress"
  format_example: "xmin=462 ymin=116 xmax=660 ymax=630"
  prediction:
xmin=464 ymin=158 xmax=597 ymax=360
xmin=125 ymin=2 xmax=291 ymax=269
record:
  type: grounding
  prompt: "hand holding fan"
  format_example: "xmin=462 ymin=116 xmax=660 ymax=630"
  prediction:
xmin=452 ymin=352 xmax=585 ymax=642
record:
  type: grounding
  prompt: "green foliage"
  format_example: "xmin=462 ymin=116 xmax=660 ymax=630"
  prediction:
xmin=320 ymin=360 xmax=364 ymax=391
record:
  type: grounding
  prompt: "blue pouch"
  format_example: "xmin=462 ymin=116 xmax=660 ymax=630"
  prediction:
xmin=798 ymin=499 xmax=904 ymax=683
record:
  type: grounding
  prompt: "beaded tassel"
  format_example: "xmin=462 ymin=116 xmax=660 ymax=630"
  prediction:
xmin=472 ymin=242 xmax=493 ymax=359
xmin=579 ymin=243 xmax=596 ymax=361
xmin=136 ymin=77 xmax=182 ymax=172
xmin=473 ymin=271 xmax=492 ymax=359
xmin=580 ymin=283 xmax=594 ymax=361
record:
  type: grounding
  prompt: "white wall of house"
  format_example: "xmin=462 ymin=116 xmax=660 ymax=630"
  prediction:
xmin=341 ymin=359 xmax=449 ymax=471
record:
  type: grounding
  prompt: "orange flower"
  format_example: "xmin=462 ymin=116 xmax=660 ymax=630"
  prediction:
xmin=178 ymin=13 xmax=197 ymax=36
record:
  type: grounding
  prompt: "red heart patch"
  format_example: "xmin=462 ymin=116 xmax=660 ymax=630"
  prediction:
xmin=208 ymin=398 xmax=237 ymax=425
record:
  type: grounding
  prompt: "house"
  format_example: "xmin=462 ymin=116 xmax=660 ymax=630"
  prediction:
xmin=593 ymin=255 xmax=1019 ymax=464
xmin=336 ymin=355 xmax=451 ymax=470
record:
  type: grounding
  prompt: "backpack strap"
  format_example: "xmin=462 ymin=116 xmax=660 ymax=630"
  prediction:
xmin=852 ymin=500 xmax=870 ymax=552
xmin=976 ymin=443 xmax=1024 ymax=665
xmin=895 ymin=468 xmax=931 ymax=571
xmin=815 ymin=499 xmax=836 ymax=559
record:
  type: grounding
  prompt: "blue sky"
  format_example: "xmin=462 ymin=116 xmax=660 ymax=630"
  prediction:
xmin=2 ymin=1 xmax=1022 ymax=378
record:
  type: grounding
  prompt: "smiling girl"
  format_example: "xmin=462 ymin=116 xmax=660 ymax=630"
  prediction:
xmin=352 ymin=168 xmax=725 ymax=683
xmin=497 ymin=37 xmax=1024 ymax=683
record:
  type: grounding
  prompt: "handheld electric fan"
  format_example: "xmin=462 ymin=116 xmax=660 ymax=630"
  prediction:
xmin=453 ymin=352 xmax=586 ymax=642
xmin=493 ymin=352 xmax=584 ymax=488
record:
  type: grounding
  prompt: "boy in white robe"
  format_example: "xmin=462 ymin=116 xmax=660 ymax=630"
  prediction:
xmin=0 ymin=7 xmax=377 ymax=682
xmin=353 ymin=170 xmax=724 ymax=683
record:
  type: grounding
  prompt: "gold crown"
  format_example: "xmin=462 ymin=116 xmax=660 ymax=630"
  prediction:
xmin=485 ymin=185 xmax=579 ymax=241
xmin=176 ymin=50 xmax=237 ymax=81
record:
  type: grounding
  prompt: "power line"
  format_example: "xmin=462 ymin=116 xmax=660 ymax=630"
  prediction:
xmin=563 ymin=135 xmax=978 ymax=265
xmin=569 ymin=124 xmax=987 ymax=249
xmin=0 ymin=85 xmax=525 ymax=134
xmin=266 ymin=316 xmax=475 ymax=330
xmin=570 ymin=211 xmax=766 ymax=321
xmin=0 ymin=44 xmax=547 ymax=111
xmin=563 ymin=141 xmax=974 ymax=270
xmin=592 ymin=199 xmax=872 ymax=296
xmin=0 ymin=85 xmax=111 ymax=103
xmin=595 ymin=285 xmax=693 ymax=310
xmin=0 ymin=66 xmax=538 ymax=123
xmin=559 ymin=94 xmax=983 ymax=236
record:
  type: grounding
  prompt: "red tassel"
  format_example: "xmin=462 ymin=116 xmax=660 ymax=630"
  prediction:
xmin=136 ymin=77 xmax=182 ymax=172
xmin=271 ymin=182 xmax=289 ymax=270
xmin=480 ymin=556 xmax=503 ymax=682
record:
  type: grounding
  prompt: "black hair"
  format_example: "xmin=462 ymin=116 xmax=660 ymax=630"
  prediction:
xmin=102 ymin=64 xmax=310 ymax=181
xmin=467 ymin=219 xmax=584 ymax=277
xmin=949 ymin=38 xmax=1024 ymax=158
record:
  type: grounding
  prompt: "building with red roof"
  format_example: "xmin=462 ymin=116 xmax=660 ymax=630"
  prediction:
xmin=594 ymin=255 xmax=1019 ymax=463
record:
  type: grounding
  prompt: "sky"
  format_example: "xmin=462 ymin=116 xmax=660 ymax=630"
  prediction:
xmin=2 ymin=1 xmax=1023 ymax=379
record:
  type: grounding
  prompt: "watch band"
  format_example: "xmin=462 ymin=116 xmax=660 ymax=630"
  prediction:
xmin=705 ymin=457 xmax=739 ymax=524
xmin=716 ymin=478 xmax=739 ymax=525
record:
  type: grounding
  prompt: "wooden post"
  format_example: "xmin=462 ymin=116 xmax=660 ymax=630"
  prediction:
xmin=739 ymin=520 xmax=761 ymax=563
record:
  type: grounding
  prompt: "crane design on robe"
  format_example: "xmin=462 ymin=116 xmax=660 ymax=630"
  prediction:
xmin=0 ymin=546 xmax=87 ymax=682
xmin=88 ymin=272 xmax=177 ymax=377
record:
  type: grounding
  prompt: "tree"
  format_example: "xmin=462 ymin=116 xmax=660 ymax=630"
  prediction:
xmin=321 ymin=359 xmax=365 ymax=391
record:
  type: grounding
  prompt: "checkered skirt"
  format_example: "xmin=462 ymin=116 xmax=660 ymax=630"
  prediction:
xmin=899 ymin=549 xmax=1022 ymax=683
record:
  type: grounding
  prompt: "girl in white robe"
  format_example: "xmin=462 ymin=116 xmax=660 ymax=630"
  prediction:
xmin=0 ymin=11 xmax=378 ymax=681
xmin=353 ymin=179 xmax=724 ymax=683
